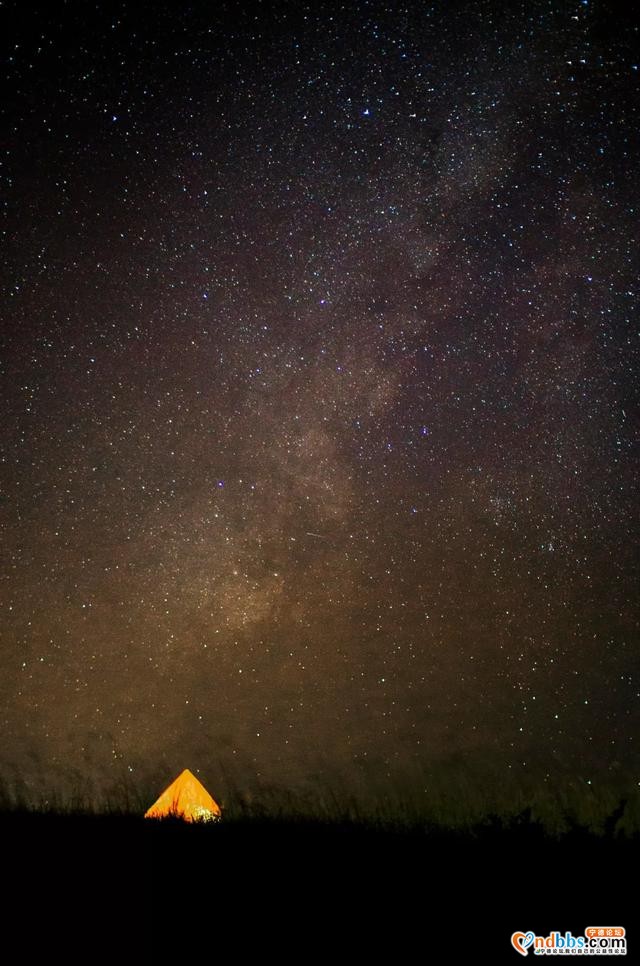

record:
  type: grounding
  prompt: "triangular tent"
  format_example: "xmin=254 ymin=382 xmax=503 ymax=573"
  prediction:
xmin=144 ymin=768 xmax=222 ymax=822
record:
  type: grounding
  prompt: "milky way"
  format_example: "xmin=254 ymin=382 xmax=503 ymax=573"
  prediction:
xmin=1 ymin=1 xmax=638 ymax=801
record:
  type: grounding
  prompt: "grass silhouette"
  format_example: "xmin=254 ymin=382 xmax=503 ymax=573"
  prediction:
xmin=1 ymin=771 xmax=636 ymax=958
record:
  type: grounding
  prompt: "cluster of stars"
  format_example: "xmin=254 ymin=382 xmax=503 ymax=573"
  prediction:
xmin=1 ymin=0 xmax=637 ymax=800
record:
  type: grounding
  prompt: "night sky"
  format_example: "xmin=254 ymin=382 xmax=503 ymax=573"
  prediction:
xmin=2 ymin=1 xmax=638 ymax=804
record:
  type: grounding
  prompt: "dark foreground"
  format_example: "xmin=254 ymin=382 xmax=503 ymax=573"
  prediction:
xmin=3 ymin=811 xmax=635 ymax=959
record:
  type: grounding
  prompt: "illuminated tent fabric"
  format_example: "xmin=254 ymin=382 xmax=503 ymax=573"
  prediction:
xmin=144 ymin=768 xmax=222 ymax=822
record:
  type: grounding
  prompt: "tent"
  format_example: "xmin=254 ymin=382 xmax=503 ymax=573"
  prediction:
xmin=144 ymin=768 xmax=222 ymax=822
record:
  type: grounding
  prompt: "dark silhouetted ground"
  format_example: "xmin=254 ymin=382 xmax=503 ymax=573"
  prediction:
xmin=2 ymin=808 xmax=636 ymax=960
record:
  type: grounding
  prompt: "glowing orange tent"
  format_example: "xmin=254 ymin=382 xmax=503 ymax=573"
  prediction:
xmin=144 ymin=768 xmax=222 ymax=822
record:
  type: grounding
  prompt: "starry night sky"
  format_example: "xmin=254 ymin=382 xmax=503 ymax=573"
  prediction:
xmin=2 ymin=0 xmax=638 ymax=802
